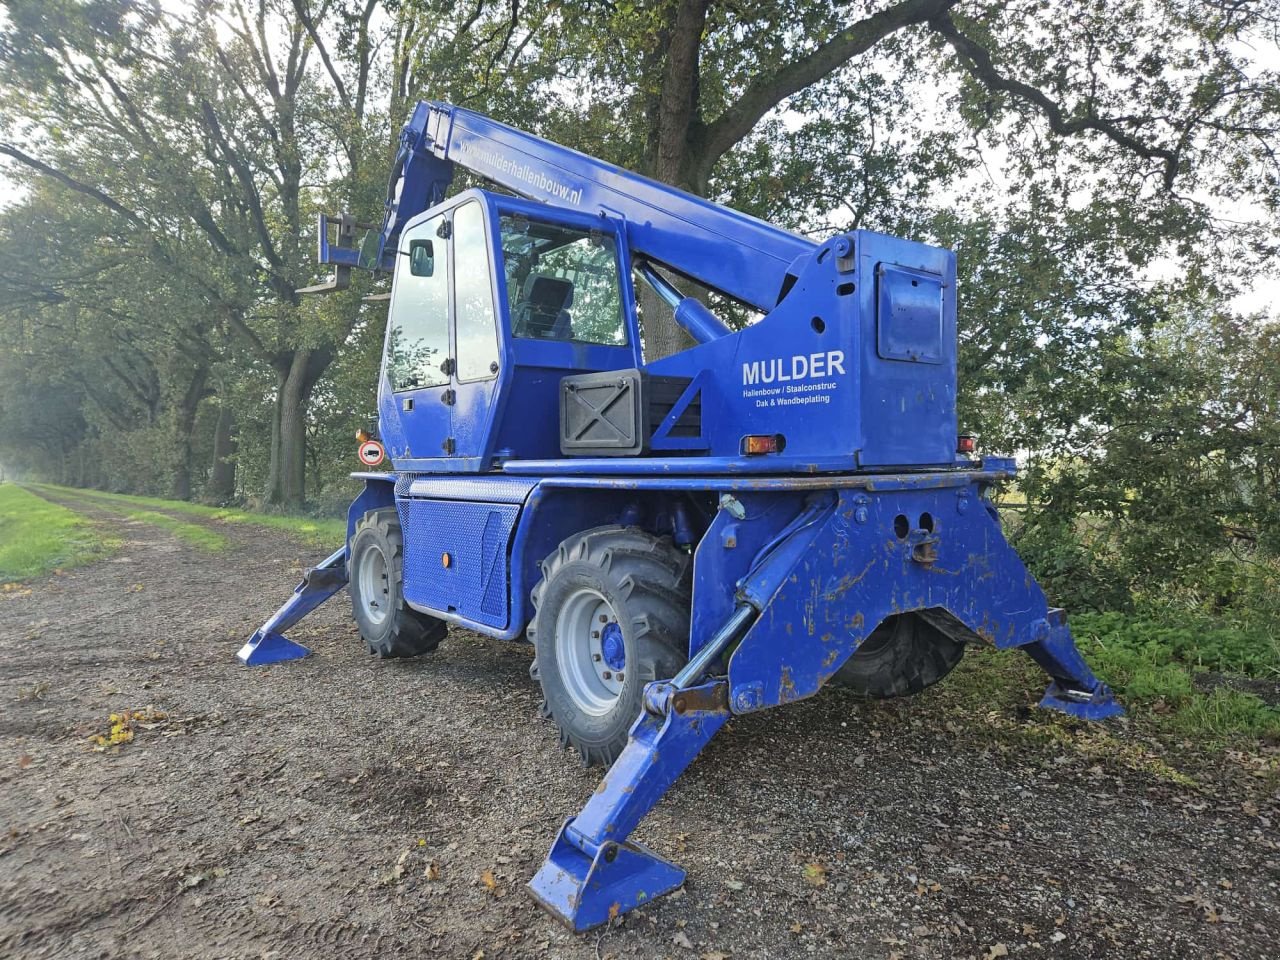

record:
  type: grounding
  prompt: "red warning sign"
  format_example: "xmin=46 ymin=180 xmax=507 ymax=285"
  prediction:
xmin=357 ymin=439 xmax=385 ymax=466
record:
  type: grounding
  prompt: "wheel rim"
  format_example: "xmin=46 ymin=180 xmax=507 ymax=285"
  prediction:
xmin=554 ymin=586 xmax=625 ymax=716
xmin=357 ymin=542 xmax=392 ymax=627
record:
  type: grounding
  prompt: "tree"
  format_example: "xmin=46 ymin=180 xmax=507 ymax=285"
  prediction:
xmin=0 ymin=0 xmax=393 ymax=506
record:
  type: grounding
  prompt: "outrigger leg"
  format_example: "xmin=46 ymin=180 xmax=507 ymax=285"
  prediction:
xmin=528 ymin=679 xmax=731 ymax=931
xmin=1024 ymin=608 xmax=1123 ymax=720
xmin=530 ymin=603 xmax=755 ymax=930
xmin=237 ymin=547 xmax=348 ymax=665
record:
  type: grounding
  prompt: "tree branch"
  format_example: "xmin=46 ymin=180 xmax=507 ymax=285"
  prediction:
xmin=0 ymin=144 xmax=144 ymax=227
xmin=198 ymin=99 xmax=284 ymax=271
xmin=700 ymin=0 xmax=961 ymax=170
xmin=291 ymin=0 xmax=352 ymax=112
xmin=930 ymin=13 xmax=1183 ymax=189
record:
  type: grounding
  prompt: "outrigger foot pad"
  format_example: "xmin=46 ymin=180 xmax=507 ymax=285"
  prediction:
xmin=237 ymin=629 xmax=311 ymax=665
xmin=1039 ymin=679 xmax=1123 ymax=721
xmin=1024 ymin=608 xmax=1124 ymax=721
xmin=528 ymin=819 xmax=686 ymax=931
xmin=237 ymin=546 xmax=348 ymax=666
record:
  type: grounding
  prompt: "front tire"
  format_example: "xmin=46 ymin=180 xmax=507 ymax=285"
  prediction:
xmin=528 ymin=527 xmax=689 ymax=767
xmin=348 ymin=508 xmax=447 ymax=658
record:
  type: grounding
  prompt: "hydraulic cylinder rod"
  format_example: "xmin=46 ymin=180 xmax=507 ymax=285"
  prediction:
xmin=671 ymin=604 xmax=755 ymax=688
xmin=636 ymin=261 xmax=735 ymax=344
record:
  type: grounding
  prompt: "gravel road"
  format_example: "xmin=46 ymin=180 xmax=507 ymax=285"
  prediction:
xmin=1 ymin=489 xmax=1277 ymax=959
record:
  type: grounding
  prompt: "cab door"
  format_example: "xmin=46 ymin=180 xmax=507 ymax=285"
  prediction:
xmin=383 ymin=212 xmax=452 ymax=461
xmin=447 ymin=199 xmax=503 ymax=465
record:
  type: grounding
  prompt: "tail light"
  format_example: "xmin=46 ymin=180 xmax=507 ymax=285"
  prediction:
xmin=741 ymin=434 xmax=785 ymax=455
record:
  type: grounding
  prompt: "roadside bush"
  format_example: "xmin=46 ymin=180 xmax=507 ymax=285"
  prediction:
xmin=1071 ymin=610 xmax=1280 ymax=742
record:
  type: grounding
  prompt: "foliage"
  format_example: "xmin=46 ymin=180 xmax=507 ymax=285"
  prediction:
xmin=1071 ymin=610 xmax=1280 ymax=742
xmin=0 ymin=482 xmax=113 ymax=580
xmin=1008 ymin=307 xmax=1280 ymax=617
xmin=1073 ymin=611 xmax=1279 ymax=680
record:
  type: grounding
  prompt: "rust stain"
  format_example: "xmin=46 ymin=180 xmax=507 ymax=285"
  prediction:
xmin=822 ymin=648 xmax=840 ymax=668
xmin=823 ymin=558 xmax=876 ymax=601
xmin=779 ymin=665 xmax=797 ymax=703
xmin=595 ymin=779 xmax=608 ymax=795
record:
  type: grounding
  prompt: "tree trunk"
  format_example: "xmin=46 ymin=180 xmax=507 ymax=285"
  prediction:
xmin=209 ymin=395 xmax=236 ymax=502
xmin=170 ymin=364 xmax=210 ymax=501
xmin=266 ymin=348 xmax=333 ymax=509
xmin=640 ymin=0 xmax=710 ymax=360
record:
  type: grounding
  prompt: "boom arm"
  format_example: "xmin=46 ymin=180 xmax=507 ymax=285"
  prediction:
xmin=319 ymin=101 xmax=816 ymax=314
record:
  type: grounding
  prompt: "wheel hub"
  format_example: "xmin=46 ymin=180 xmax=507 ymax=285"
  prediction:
xmin=600 ymin=621 xmax=626 ymax=671
xmin=357 ymin=543 xmax=391 ymax=627
xmin=554 ymin=587 xmax=625 ymax=716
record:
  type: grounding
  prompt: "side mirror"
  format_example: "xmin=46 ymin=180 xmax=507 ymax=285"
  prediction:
xmin=408 ymin=238 xmax=435 ymax=277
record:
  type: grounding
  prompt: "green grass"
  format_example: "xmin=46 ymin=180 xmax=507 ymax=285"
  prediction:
xmin=1070 ymin=610 xmax=1280 ymax=742
xmin=28 ymin=483 xmax=346 ymax=549
xmin=940 ymin=611 xmax=1280 ymax=746
xmin=0 ymin=483 xmax=116 ymax=581
xmin=121 ymin=508 xmax=228 ymax=551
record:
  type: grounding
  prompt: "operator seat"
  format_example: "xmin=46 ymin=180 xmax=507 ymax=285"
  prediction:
xmin=513 ymin=276 xmax=574 ymax=340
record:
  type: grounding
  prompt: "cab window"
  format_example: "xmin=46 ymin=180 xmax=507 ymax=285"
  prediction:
xmin=453 ymin=202 xmax=501 ymax=381
xmin=499 ymin=216 xmax=626 ymax=346
xmin=388 ymin=214 xmax=450 ymax=391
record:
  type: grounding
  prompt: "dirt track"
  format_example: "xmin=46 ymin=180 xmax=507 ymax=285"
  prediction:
xmin=2 ymin=489 xmax=1278 ymax=959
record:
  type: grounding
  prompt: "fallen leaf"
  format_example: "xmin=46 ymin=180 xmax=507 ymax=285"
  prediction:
xmin=803 ymin=862 xmax=828 ymax=887
xmin=701 ymin=952 xmax=729 ymax=960
xmin=725 ymin=878 xmax=744 ymax=891
xmin=480 ymin=869 xmax=499 ymax=895
xmin=673 ymin=930 xmax=694 ymax=950
xmin=984 ymin=945 xmax=1009 ymax=959
xmin=425 ymin=861 xmax=440 ymax=881
xmin=18 ymin=754 xmax=32 ymax=768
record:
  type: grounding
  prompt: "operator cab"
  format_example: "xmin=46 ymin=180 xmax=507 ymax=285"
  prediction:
xmin=375 ymin=189 xmax=642 ymax=471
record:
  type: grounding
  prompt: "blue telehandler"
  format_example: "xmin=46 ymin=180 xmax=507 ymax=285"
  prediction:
xmin=241 ymin=100 xmax=1121 ymax=931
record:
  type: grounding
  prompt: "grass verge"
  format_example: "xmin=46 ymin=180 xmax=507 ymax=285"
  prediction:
xmin=939 ymin=613 xmax=1280 ymax=750
xmin=121 ymin=508 xmax=228 ymax=551
xmin=29 ymin=483 xmax=345 ymax=549
xmin=0 ymin=482 xmax=117 ymax=581
xmin=1071 ymin=610 xmax=1280 ymax=743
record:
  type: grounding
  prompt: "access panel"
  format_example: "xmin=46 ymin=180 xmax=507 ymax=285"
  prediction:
xmin=398 ymin=498 xmax=520 ymax=628
xmin=876 ymin=262 xmax=944 ymax=364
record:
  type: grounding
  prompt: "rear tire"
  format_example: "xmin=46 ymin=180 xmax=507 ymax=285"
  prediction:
xmin=528 ymin=526 xmax=689 ymax=767
xmin=348 ymin=508 xmax=447 ymax=658
xmin=832 ymin=613 xmax=964 ymax=698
